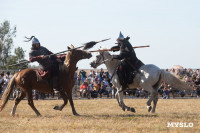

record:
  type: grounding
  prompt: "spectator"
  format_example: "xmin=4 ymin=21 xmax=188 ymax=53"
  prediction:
xmin=163 ymin=84 xmax=170 ymax=99
xmin=77 ymin=74 xmax=81 ymax=86
xmin=6 ymin=71 xmax=10 ymax=77
xmin=79 ymin=70 xmax=87 ymax=84
xmin=135 ymin=88 xmax=141 ymax=98
xmin=92 ymin=70 xmax=96 ymax=76
xmin=106 ymin=84 xmax=112 ymax=98
xmin=98 ymin=84 xmax=109 ymax=98
xmin=74 ymin=72 xmax=78 ymax=83
xmin=87 ymin=83 xmax=94 ymax=99
xmin=2 ymin=75 xmax=10 ymax=94
xmin=103 ymin=78 xmax=109 ymax=87
xmin=91 ymin=82 xmax=99 ymax=98
xmin=0 ymin=75 xmax=4 ymax=98
xmin=96 ymin=71 xmax=100 ymax=79
xmin=99 ymin=68 xmax=104 ymax=81
xmin=80 ymin=80 xmax=88 ymax=98
xmin=89 ymin=70 xmax=93 ymax=77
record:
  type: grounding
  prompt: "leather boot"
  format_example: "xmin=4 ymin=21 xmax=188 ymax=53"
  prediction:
xmin=117 ymin=70 xmax=128 ymax=92
xmin=53 ymin=76 xmax=61 ymax=91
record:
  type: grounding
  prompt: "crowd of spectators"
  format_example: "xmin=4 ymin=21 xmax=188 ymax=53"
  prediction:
xmin=0 ymin=70 xmax=56 ymax=100
xmin=159 ymin=68 xmax=200 ymax=99
xmin=0 ymin=68 xmax=200 ymax=100
xmin=75 ymin=68 xmax=200 ymax=99
xmin=0 ymin=71 xmax=14 ymax=98
xmin=75 ymin=69 xmax=116 ymax=99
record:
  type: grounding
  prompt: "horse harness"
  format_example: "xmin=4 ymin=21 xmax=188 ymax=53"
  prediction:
xmin=99 ymin=52 xmax=144 ymax=85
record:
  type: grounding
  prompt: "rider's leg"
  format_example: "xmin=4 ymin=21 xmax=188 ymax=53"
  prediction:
xmin=52 ymin=63 xmax=61 ymax=91
xmin=118 ymin=68 xmax=128 ymax=92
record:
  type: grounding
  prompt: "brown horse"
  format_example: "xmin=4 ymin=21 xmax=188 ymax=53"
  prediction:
xmin=0 ymin=45 xmax=92 ymax=116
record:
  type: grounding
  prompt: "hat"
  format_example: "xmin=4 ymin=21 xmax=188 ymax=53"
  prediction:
xmin=24 ymin=36 xmax=40 ymax=44
xmin=32 ymin=37 xmax=40 ymax=44
xmin=117 ymin=31 xmax=125 ymax=40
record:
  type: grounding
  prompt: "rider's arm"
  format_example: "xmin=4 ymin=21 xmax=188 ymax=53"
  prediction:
xmin=111 ymin=45 xmax=120 ymax=52
xmin=112 ymin=43 xmax=130 ymax=60
xmin=112 ymin=52 xmax=130 ymax=60
xmin=29 ymin=51 xmax=43 ymax=62
xmin=29 ymin=56 xmax=43 ymax=62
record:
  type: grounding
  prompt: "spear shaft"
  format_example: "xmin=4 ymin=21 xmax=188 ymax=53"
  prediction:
xmin=89 ymin=45 xmax=150 ymax=52
xmin=8 ymin=38 xmax=110 ymax=67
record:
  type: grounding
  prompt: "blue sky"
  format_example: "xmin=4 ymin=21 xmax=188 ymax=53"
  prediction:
xmin=1 ymin=0 xmax=200 ymax=69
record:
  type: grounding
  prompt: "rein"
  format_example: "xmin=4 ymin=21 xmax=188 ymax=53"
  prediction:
xmin=98 ymin=52 xmax=110 ymax=64
xmin=98 ymin=52 xmax=119 ymax=81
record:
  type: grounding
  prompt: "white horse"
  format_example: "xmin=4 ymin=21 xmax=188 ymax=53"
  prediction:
xmin=90 ymin=50 xmax=189 ymax=113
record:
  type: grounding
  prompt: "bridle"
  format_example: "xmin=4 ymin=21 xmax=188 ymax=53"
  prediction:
xmin=96 ymin=52 xmax=110 ymax=65
xmin=94 ymin=52 xmax=118 ymax=81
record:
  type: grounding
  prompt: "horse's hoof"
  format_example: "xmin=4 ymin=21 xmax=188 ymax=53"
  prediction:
xmin=130 ymin=108 xmax=136 ymax=113
xmin=37 ymin=114 xmax=42 ymax=117
xmin=126 ymin=107 xmax=131 ymax=111
xmin=151 ymin=110 xmax=155 ymax=113
xmin=74 ymin=113 xmax=80 ymax=116
xmin=53 ymin=106 xmax=61 ymax=111
xmin=147 ymin=106 xmax=152 ymax=112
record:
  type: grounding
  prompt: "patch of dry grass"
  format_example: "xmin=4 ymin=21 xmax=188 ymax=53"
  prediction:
xmin=0 ymin=99 xmax=199 ymax=133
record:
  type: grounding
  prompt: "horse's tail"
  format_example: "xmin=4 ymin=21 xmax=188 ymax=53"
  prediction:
xmin=0 ymin=73 xmax=18 ymax=112
xmin=160 ymin=70 xmax=189 ymax=90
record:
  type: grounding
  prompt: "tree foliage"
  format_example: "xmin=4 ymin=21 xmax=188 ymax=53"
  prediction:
xmin=6 ymin=47 xmax=28 ymax=70
xmin=0 ymin=20 xmax=16 ymax=69
xmin=0 ymin=20 xmax=27 ymax=70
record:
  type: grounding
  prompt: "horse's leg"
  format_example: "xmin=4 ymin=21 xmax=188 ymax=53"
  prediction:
xmin=143 ymin=86 xmax=153 ymax=112
xmin=145 ymin=86 xmax=159 ymax=113
xmin=115 ymin=92 xmax=121 ymax=105
xmin=11 ymin=91 xmax=26 ymax=117
xmin=116 ymin=90 xmax=135 ymax=112
xmin=67 ymin=92 xmax=79 ymax=116
xmin=26 ymin=91 xmax=41 ymax=117
xmin=116 ymin=91 xmax=125 ymax=111
xmin=151 ymin=88 xmax=158 ymax=113
xmin=53 ymin=90 xmax=68 ymax=111
xmin=146 ymin=97 xmax=153 ymax=112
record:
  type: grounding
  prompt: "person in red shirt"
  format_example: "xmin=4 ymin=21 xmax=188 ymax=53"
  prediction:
xmin=80 ymin=81 xmax=88 ymax=98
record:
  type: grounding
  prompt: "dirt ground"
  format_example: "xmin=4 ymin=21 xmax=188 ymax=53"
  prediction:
xmin=0 ymin=98 xmax=199 ymax=133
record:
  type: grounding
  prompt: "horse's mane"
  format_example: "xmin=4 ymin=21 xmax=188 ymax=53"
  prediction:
xmin=65 ymin=51 xmax=72 ymax=61
xmin=64 ymin=51 xmax=74 ymax=67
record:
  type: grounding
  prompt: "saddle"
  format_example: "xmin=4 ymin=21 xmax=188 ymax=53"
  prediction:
xmin=37 ymin=69 xmax=51 ymax=80
xmin=36 ymin=63 xmax=64 ymax=90
xmin=117 ymin=59 xmax=144 ymax=84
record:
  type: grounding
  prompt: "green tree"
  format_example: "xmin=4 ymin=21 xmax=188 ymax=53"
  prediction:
xmin=0 ymin=20 xmax=16 ymax=69
xmin=6 ymin=47 xmax=28 ymax=70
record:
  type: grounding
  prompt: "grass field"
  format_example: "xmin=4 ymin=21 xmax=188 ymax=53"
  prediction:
xmin=0 ymin=98 xmax=199 ymax=133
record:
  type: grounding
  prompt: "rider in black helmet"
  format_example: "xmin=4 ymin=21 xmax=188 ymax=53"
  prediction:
xmin=111 ymin=32 xmax=144 ymax=91
xmin=27 ymin=36 xmax=62 ymax=91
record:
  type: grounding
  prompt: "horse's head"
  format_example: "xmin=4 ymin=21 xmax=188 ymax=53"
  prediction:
xmin=67 ymin=44 xmax=92 ymax=61
xmin=90 ymin=49 xmax=111 ymax=68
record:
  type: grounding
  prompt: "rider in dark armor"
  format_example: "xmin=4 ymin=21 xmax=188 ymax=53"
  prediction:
xmin=28 ymin=36 xmax=62 ymax=91
xmin=111 ymin=32 xmax=144 ymax=92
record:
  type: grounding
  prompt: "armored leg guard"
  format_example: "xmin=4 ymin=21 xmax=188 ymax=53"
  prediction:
xmin=53 ymin=76 xmax=62 ymax=91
